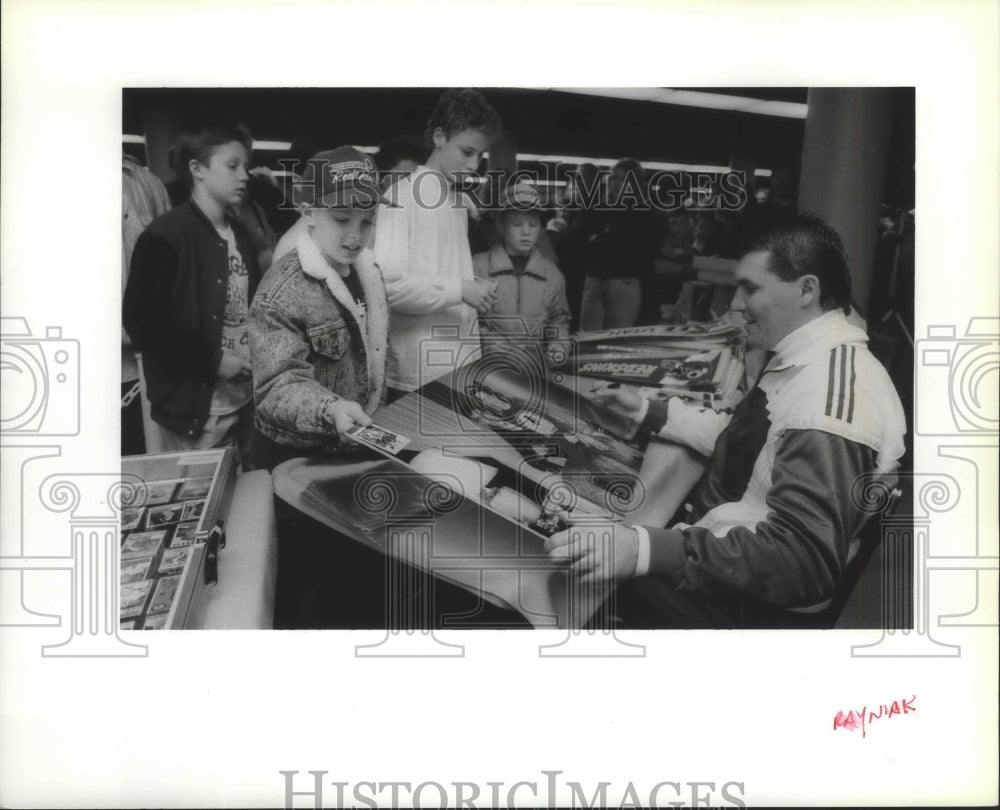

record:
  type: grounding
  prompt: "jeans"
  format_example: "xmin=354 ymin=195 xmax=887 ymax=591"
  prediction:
xmin=159 ymin=402 xmax=257 ymax=470
xmin=579 ymin=275 xmax=642 ymax=332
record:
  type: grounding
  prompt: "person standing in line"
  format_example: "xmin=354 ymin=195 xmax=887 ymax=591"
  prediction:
xmin=124 ymin=120 xmax=261 ymax=467
xmin=373 ymin=88 xmax=502 ymax=401
xmin=249 ymin=147 xmax=391 ymax=472
xmin=472 ymin=181 xmax=571 ymax=369
xmin=551 ymin=162 xmax=605 ymax=333
xmin=579 ymin=158 xmax=663 ymax=331
xmin=122 ymin=152 xmax=172 ymax=455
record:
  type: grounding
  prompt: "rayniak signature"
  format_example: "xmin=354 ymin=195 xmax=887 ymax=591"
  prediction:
xmin=833 ymin=695 xmax=917 ymax=738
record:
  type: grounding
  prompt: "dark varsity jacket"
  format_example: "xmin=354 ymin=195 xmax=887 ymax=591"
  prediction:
xmin=123 ymin=200 xmax=261 ymax=438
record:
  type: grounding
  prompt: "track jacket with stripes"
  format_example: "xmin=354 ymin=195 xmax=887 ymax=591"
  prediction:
xmin=634 ymin=309 xmax=906 ymax=611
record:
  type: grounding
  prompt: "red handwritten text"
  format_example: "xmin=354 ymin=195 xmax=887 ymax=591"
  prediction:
xmin=833 ymin=695 xmax=916 ymax=738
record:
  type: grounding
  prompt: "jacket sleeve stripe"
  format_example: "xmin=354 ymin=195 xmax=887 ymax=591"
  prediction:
xmin=835 ymin=344 xmax=849 ymax=420
xmin=847 ymin=345 xmax=857 ymax=424
xmin=825 ymin=348 xmax=837 ymax=416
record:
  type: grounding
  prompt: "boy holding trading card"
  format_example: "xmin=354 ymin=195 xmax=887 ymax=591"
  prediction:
xmin=249 ymin=147 xmax=392 ymax=471
xmin=373 ymin=88 xmax=502 ymax=400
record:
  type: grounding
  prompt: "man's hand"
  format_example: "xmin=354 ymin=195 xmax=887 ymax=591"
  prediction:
xmin=544 ymin=520 xmax=640 ymax=585
xmin=585 ymin=383 xmax=644 ymax=438
xmin=327 ymin=399 xmax=372 ymax=438
xmin=462 ymin=278 xmax=498 ymax=314
xmin=216 ymin=350 xmax=251 ymax=381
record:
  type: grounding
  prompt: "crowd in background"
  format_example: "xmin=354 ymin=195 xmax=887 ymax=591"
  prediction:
xmin=122 ymin=89 xmax=913 ymax=470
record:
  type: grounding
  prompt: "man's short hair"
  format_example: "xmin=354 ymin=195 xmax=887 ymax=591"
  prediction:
xmin=173 ymin=120 xmax=253 ymax=189
xmin=424 ymin=88 xmax=501 ymax=149
xmin=748 ymin=213 xmax=854 ymax=313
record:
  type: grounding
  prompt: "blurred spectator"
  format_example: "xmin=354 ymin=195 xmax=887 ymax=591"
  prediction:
xmin=650 ymin=209 xmax=694 ymax=319
xmin=374 ymin=134 xmax=425 ymax=190
xmin=552 ymin=162 xmax=604 ymax=332
xmin=579 ymin=158 xmax=663 ymax=330
xmin=692 ymin=211 xmax=721 ymax=257
xmin=234 ymin=154 xmax=281 ymax=274
xmin=751 ymin=165 xmax=798 ymax=238
xmin=713 ymin=210 xmax=744 ymax=259
xmin=122 ymin=152 xmax=172 ymax=454
xmin=660 ymin=209 xmax=693 ymax=263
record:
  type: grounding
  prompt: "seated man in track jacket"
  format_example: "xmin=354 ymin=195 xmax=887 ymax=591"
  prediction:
xmin=545 ymin=214 xmax=906 ymax=628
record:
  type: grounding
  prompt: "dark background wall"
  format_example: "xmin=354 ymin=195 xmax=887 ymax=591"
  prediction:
xmin=124 ymin=87 xmax=810 ymax=170
xmin=123 ymin=86 xmax=914 ymax=209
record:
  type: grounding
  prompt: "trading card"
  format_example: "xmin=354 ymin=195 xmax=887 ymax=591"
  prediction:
xmin=157 ymin=547 xmax=190 ymax=576
xmin=148 ymin=575 xmax=181 ymax=615
xmin=347 ymin=423 xmax=411 ymax=455
xmin=120 ymin=507 xmax=144 ymax=532
xmin=147 ymin=502 xmax=184 ymax=528
xmin=180 ymin=499 xmax=205 ymax=522
xmin=120 ymin=579 xmax=152 ymax=619
xmin=170 ymin=521 xmax=199 ymax=547
xmin=141 ymin=479 xmax=183 ymax=506
xmin=120 ymin=556 xmax=153 ymax=584
xmin=141 ymin=613 xmax=169 ymax=631
xmin=121 ymin=530 xmax=166 ymax=559
xmin=177 ymin=477 xmax=213 ymax=501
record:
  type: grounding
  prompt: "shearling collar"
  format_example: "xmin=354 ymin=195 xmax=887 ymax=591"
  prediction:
xmin=297 ymin=230 xmax=371 ymax=322
xmin=295 ymin=229 xmax=389 ymax=413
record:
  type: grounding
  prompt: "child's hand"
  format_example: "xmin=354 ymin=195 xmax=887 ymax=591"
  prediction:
xmin=462 ymin=278 xmax=498 ymax=314
xmin=217 ymin=350 xmax=251 ymax=380
xmin=327 ymin=399 xmax=372 ymax=439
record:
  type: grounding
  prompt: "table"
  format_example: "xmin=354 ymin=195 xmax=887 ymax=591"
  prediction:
xmin=272 ymin=455 xmax=615 ymax=629
xmin=268 ymin=350 xmax=720 ymax=629
xmin=191 ymin=470 xmax=278 ymax=629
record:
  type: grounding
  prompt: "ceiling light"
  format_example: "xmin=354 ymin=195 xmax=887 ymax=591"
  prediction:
xmin=253 ymin=140 xmax=292 ymax=151
xmin=516 ymin=152 xmax=772 ymax=176
xmin=545 ymin=88 xmax=808 ymax=119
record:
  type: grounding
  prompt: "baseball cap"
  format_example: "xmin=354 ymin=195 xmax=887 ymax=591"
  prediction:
xmin=299 ymin=146 xmax=398 ymax=209
xmin=497 ymin=181 xmax=546 ymax=212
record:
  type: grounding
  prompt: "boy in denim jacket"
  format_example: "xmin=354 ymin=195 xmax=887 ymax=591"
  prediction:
xmin=248 ymin=148 xmax=393 ymax=470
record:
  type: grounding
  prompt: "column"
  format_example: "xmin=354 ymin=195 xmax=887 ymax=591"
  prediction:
xmin=40 ymin=474 xmax=147 ymax=657
xmin=798 ymin=88 xmax=894 ymax=319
